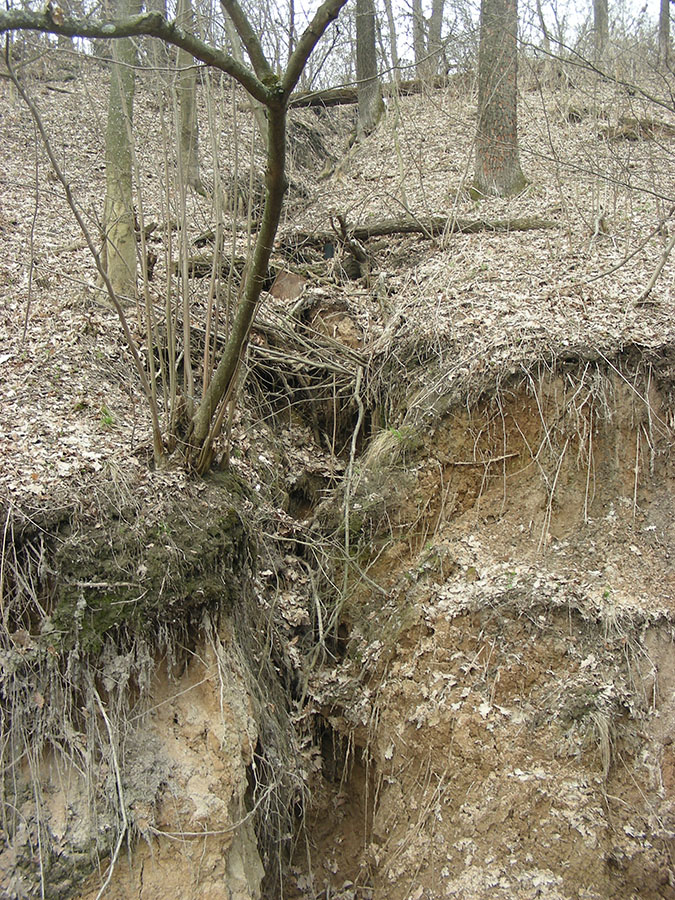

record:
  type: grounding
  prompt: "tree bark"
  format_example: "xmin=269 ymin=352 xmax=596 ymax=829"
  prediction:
xmin=412 ymin=0 xmax=426 ymax=77
xmin=279 ymin=214 xmax=557 ymax=253
xmin=535 ymin=0 xmax=550 ymax=54
xmin=382 ymin=0 xmax=400 ymax=80
xmin=426 ymin=0 xmax=445 ymax=78
xmin=288 ymin=76 xmax=447 ymax=109
xmin=593 ymin=0 xmax=608 ymax=62
xmin=222 ymin=6 xmax=268 ymax=143
xmin=472 ymin=0 xmax=526 ymax=198
xmin=658 ymin=0 xmax=670 ymax=68
xmin=355 ymin=0 xmax=384 ymax=136
xmin=176 ymin=0 xmax=203 ymax=193
xmin=102 ymin=0 xmax=141 ymax=300
xmin=188 ymin=101 xmax=287 ymax=469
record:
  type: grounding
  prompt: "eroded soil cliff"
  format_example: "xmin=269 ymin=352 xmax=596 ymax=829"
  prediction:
xmin=1 ymin=55 xmax=675 ymax=900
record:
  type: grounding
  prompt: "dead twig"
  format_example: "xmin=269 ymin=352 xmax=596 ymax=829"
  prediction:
xmin=637 ymin=230 xmax=675 ymax=305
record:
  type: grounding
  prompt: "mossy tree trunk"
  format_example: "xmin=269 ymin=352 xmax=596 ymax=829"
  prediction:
xmin=102 ymin=0 xmax=141 ymax=300
xmin=355 ymin=0 xmax=384 ymax=136
xmin=472 ymin=0 xmax=526 ymax=198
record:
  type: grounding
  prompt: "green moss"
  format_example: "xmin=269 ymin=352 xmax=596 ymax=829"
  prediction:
xmin=52 ymin=505 xmax=250 ymax=653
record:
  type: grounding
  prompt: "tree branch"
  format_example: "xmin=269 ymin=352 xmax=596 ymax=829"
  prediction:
xmin=279 ymin=214 xmax=559 ymax=253
xmin=284 ymin=0 xmax=349 ymax=94
xmin=0 ymin=9 xmax=270 ymax=103
xmin=220 ymin=0 xmax=272 ymax=82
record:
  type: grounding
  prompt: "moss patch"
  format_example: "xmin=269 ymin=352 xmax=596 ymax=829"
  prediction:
xmin=52 ymin=501 xmax=250 ymax=653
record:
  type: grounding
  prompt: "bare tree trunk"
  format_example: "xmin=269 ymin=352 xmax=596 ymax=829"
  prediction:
xmin=412 ymin=0 xmax=426 ymax=78
xmin=535 ymin=0 xmax=550 ymax=54
xmin=382 ymin=0 xmax=400 ymax=80
xmin=188 ymin=102 xmax=287 ymax=468
xmin=593 ymin=0 xmax=608 ymax=62
xmin=472 ymin=0 xmax=526 ymax=198
xmin=659 ymin=0 xmax=670 ymax=68
xmin=176 ymin=0 xmax=203 ymax=193
xmin=222 ymin=9 xmax=267 ymax=143
xmin=426 ymin=0 xmax=445 ymax=77
xmin=102 ymin=0 xmax=141 ymax=299
xmin=356 ymin=0 xmax=384 ymax=136
xmin=0 ymin=0 xmax=351 ymax=471
xmin=145 ymin=0 xmax=169 ymax=65
xmin=288 ymin=0 xmax=295 ymax=62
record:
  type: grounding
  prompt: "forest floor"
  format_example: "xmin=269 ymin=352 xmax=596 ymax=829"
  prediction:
xmin=1 ymin=49 xmax=675 ymax=900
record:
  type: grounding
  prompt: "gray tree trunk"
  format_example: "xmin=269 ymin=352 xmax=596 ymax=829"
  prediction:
xmin=593 ymin=0 xmax=608 ymax=62
xmin=426 ymin=0 xmax=445 ymax=77
xmin=472 ymin=0 xmax=526 ymax=198
xmin=382 ymin=0 xmax=400 ymax=80
xmin=535 ymin=0 xmax=550 ymax=54
xmin=222 ymin=9 xmax=268 ymax=143
xmin=412 ymin=0 xmax=426 ymax=77
xmin=288 ymin=0 xmax=296 ymax=62
xmin=176 ymin=0 xmax=203 ymax=193
xmin=659 ymin=0 xmax=670 ymax=67
xmin=356 ymin=0 xmax=384 ymax=136
xmin=145 ymin=0 xmax=169 ymax=65
xmin=102 ymin=0 xmax=141 ymax=299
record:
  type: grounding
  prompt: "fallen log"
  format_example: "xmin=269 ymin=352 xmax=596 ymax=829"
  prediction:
xmin=288 ymin=76 xmax=450 ymax=109
xmin=279 ymin=214 xmax=559 ymax=254
xmin=289 ymin=86 xmax=359 ymax=108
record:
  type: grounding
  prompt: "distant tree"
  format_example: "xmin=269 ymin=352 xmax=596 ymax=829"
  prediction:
xmin=658 ymin=0 xmax=670 ymax=67
xmin=288 ymin=0 xmax=296 ymax=61
xmin=102 ymin=0 xmax=141 ymax=300
xmin=355 ymin=0 xmax=384 ymax=135
xmin=593 ymin=0 xmax=608 ymax=61
xmin=222 ymin=7 xmax=268 ymax=141
xmin=535 ymin=0 xmax=550 ymax=55
xmin=176 ymin=0 xmax=204 ymax=193
xmin=412 ymin=0 xmax=426 ymax=76
xmin=426 ymin=0 xmax=445 ymax=77
xmin=382 ymin=0 xmax=400 ymax=79
xmin=472 ymin=0 xmax=526 ymax=198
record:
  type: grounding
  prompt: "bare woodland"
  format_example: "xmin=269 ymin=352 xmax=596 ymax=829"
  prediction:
xmin=1 ymin=0 xmax=675 ymax=898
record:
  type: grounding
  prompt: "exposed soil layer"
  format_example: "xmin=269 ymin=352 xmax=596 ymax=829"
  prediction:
xmin=292 ymin=362 xmax=675 ymax=900
xmin=0 ymin=482 xmax=300 ymax=900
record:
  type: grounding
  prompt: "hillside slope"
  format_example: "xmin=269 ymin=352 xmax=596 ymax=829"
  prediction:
xmin=0 ymin=57 xmax=674 ymax=900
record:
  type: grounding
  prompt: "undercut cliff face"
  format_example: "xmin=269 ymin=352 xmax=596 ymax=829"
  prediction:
xmin=290 ymin=357 xmax=675 ymax=900
xmin=0 ymin=489 xmax=297 ymax=900
xmin=3 ymin=349 xmax=673 ymax=900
